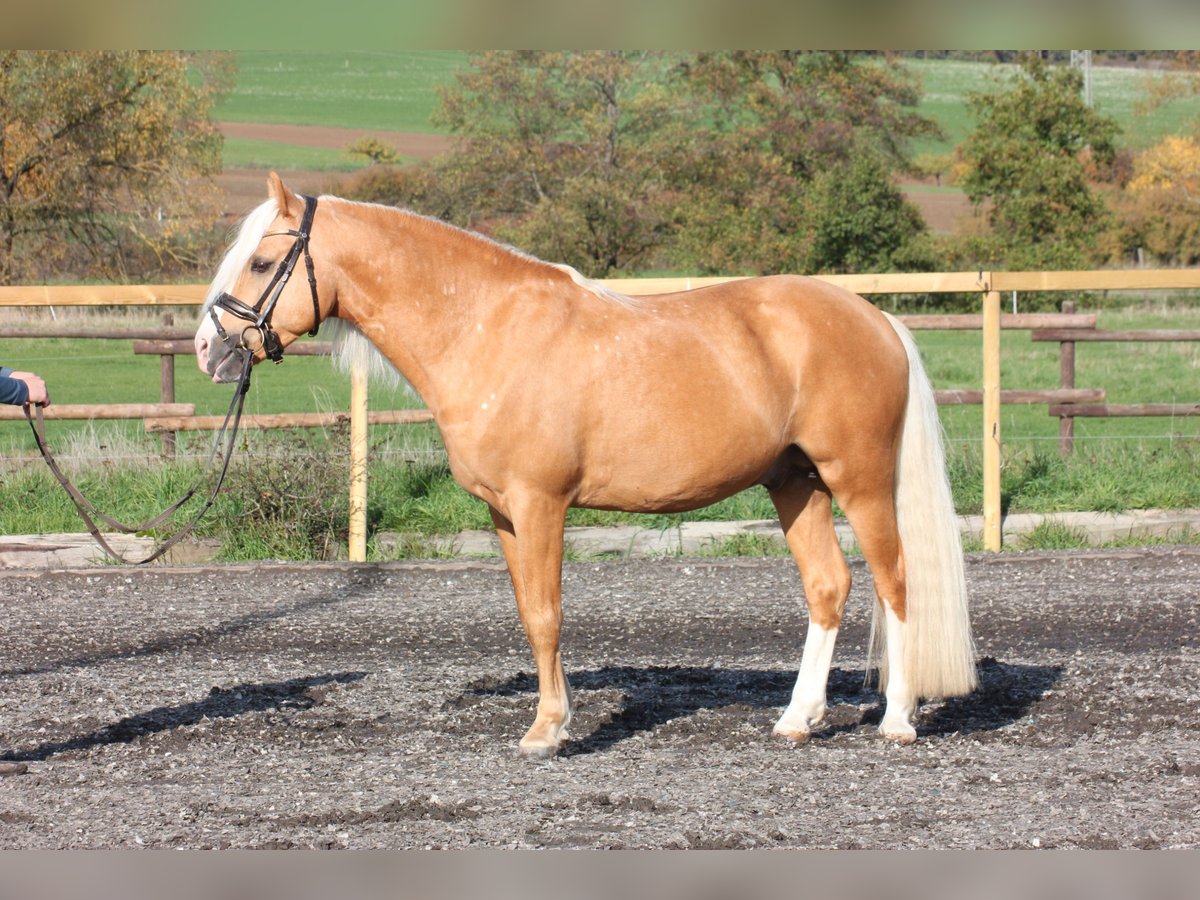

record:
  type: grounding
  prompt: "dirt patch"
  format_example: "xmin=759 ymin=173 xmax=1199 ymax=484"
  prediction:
xmin=2 ymin=548 xmax=1197 ymax=848
xmin=898 ymin=179 xmax=978 ymax=234
xmin=212 ymin=123 xmax=450 ymax=215
xmin=214 ymin=167 xmax=347 ymax=217
xmin=217 ymin=122 xmax=450 ymax=159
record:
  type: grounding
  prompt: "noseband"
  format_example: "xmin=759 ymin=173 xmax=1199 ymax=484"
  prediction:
xmin=210 ymin=194 xmax=321 ymax=366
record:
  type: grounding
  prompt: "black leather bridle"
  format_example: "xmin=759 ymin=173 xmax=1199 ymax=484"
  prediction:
xmin=209 ymin=194 xmax=321 ymax=368
xmin=24 ymin=195 xmax=324 ymax=565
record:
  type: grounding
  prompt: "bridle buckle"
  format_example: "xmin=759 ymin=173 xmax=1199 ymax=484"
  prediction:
xmin=209 ymin=194 xmax=321 ymax=370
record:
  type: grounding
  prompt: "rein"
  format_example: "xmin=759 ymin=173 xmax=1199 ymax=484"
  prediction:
xmin=24 ymin=351 xmax=254 ymax=565
xmin=26 ymin=195 xmax=323 ymax=566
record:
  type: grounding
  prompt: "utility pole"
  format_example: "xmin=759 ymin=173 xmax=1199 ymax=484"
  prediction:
xmin=1071 ymin=50 xmax=1093 ymax=107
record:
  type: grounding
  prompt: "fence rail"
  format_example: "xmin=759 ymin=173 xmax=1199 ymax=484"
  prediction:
xmin=0 ymin=284 xmax=206 ymax=306
xmin=4 ymin=268 xmax=1200 ymax=556
xmin=0 ymin=403 xmax=194 ymax=421
xmin=1032 ymin=328 xmax=1200 ymax=342
xmin=142 ymin=409 xmax=435 ymax=433
xmin=2 ymin=267 xmax=1199 ymax=309
xmin=1049 ymin=403 xmax=1200 ymax=418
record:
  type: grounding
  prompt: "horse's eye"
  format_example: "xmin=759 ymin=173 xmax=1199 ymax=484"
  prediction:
xmin=250 ymin=258 xmax=273 ymax=274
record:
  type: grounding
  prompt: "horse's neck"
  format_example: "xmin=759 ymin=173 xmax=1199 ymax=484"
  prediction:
xmin=329 ymin=202 xmax=545 ymax=407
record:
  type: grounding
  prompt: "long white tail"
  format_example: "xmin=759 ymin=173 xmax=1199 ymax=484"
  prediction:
xmin=870 ymin=313 xmax=977 ymax=699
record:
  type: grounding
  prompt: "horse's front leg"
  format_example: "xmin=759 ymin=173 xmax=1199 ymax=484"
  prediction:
xmin=490 ymin=497 xmax=573 ymax=758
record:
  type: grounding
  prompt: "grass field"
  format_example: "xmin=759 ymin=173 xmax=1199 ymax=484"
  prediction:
xmin=213 ymin=50 xmax=466 ymax=170
xmin=211 ymin=53 xmax=1200 ymax=170
xmin=212 ymin=51 xmax=467 ymax=132
xmin=0 ymin=313 xmax=423 ymax=446
xmin=219 ymin=137 xmax=371 ymax=172
xmin=908 ymin=58 xmax=1200 ymax=156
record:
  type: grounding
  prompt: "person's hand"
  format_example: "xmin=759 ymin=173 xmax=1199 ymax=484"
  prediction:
xmin=11 ymin=371 xmax=49 ymax=406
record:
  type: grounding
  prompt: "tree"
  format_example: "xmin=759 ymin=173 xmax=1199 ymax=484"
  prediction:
xmin=666 ymin=51 xmax=939 ymax=274
xmin=1126 ymin=134 xmax=1200 ymax=195
xmin=680 ymin=51 xmax=940 ymax=182
xmin=0 ymin=51 xmax=229 ymax=282
xmin=1105 ymin=135 xmax=1200 ymax=266
xmin=912 ymin=152 xmax=954 ymax=187
xmin=956 ymin=56 xmax=1120 ymax=269
xmin=363 ymin=52 xmax=936 ymax=278
xmin=432 ymin=51 xmax=674 ymax=276
xmin=348 ymin=137 xmax=401 ymax=166
xmin=803 ymin=151 xmax=935 ymax=274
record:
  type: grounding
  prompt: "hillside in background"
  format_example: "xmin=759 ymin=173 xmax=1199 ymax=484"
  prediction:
xmin=210 ymin=52 xmax=1200 ymax=234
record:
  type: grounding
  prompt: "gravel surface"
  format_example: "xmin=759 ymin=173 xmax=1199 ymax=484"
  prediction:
xmin=1 ymin=547 xmax=1198 ymax=849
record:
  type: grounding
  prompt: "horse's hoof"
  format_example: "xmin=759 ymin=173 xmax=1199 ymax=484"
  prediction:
xmin=773 ymin=727 xmax=812 ymax=745
xmin=518 ymin=743 xmax=559 ymax=760
xmin=880 ymin=725 xmax=917 ymax=745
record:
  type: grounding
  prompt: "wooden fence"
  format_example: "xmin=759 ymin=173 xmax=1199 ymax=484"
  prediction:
xmin=3 ymin=269 xmax=1200 ymax=556
xmin=1030 ymin=300 xmax=1200 ymax=455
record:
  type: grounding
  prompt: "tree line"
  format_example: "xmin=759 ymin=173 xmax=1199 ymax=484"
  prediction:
xmin=4 ymin=51 xmax=1200 ymax=288
xmin=343 ymin=51 xmax=1200 ymax=283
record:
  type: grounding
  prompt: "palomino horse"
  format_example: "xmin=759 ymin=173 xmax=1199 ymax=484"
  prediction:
xmin=196 ymin=173 xmax=976 ymax=757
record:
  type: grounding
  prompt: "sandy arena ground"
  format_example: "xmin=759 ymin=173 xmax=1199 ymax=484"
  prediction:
xmin=1 ymin=547 xmax=1197 ymax=849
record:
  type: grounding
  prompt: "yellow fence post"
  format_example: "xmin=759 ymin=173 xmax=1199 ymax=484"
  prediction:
xmin=348 ymin=359 xmax=369 ymax=562
xmin=982 ymin=279 xmax=1002 ymax=552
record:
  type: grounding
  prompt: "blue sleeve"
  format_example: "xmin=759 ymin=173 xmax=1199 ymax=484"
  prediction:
xmin=0 ymin=368 xmax=30 ymax=405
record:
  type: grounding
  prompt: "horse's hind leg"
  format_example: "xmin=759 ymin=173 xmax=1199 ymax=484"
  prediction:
xmin=769 ymin=473 xmax=852 ymax=743
xmin=835 ymin=480 xmax=917 ymax=744
xmin=489 ymin=498 xmax=574 ymax=758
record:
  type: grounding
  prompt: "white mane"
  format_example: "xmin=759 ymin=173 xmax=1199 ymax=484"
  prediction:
xmin=203 ymin=198 xmax=279 ymax=313
xmin=324 ymin=319 xmax=405 ymax=391
xmin=549 ymin=262 xmax=641 ymax=308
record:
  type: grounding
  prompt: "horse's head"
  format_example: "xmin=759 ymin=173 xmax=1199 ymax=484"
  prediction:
xmin=196 ymin=172 xmax=332 ymax=383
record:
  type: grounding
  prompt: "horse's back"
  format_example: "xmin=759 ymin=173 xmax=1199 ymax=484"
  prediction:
xmin=631 ymin=274 xmax=902 ymax=363
xmin=625 ymin=274 xmax=908 ymax=418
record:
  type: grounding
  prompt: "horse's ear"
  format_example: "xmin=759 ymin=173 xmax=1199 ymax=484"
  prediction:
xmin=267 ymin=171 xmax=303 ymax=220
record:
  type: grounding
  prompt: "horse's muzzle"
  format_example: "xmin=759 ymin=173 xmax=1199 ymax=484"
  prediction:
xmin=195 ymin=314 xmax=217 ymax=376
xmin=200 ymin=328 xmax=249 ymax=384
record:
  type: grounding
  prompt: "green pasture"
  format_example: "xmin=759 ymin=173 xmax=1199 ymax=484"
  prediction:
xmin=220 ymin=137 xmax=373 ymax=172
xmin=214 ymin=50 xmax=466 ymax=170
xmin=0 ymin=326 xmax=423 ymax=442
xmin=924 ymin=303 xmax=1200 ymax=449
xmin=908 ymin=58 xmax=1200 ymax=155
xmin=211 ymin=53 xmax=1200 ymax=171
xmin=213 ymin=51 xmax=467 ymax=132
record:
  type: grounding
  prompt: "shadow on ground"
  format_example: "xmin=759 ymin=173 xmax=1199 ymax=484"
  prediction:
xmin=1 ymin=671 xmax=368 ymax=763
xmin=459 ymin=657 xmax=1061 ymax=755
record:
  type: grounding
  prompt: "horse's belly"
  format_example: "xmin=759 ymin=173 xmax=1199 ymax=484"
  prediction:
xmin=573 ymin=423 xmax=785 ymax=513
